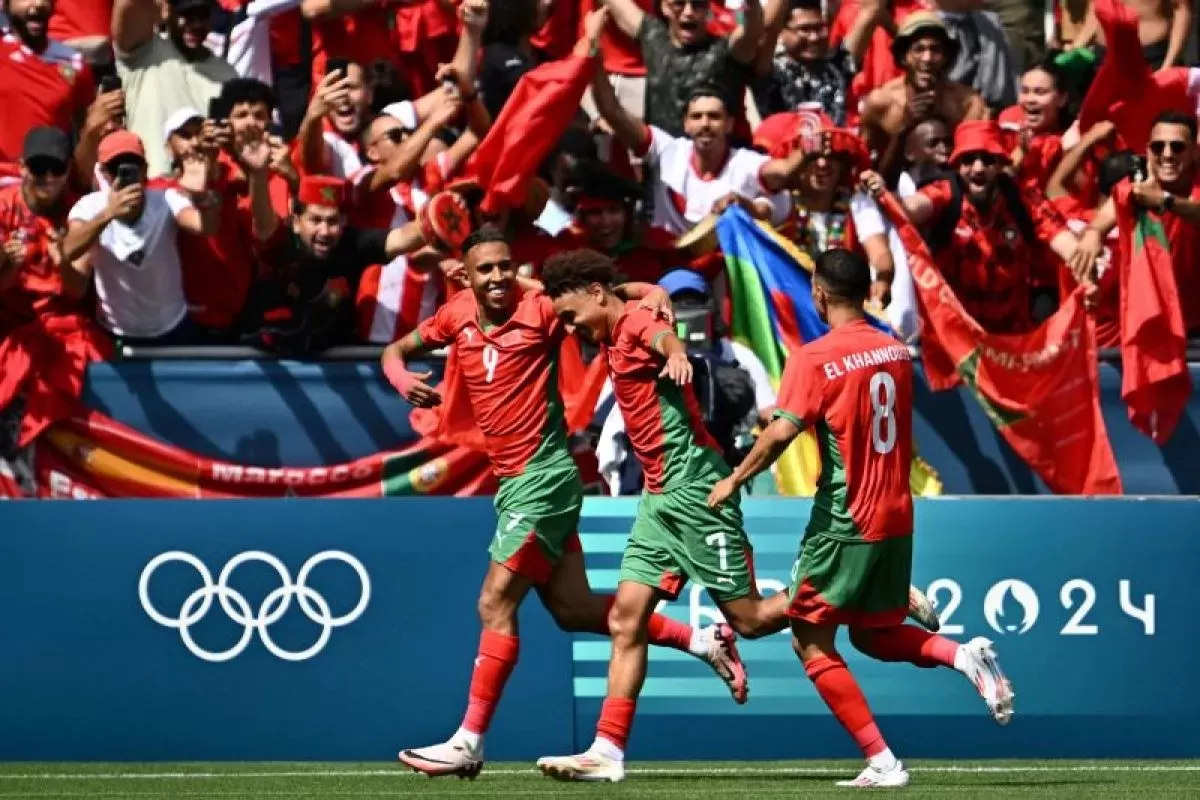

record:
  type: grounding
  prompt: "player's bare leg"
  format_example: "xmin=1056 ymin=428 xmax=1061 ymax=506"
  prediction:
xmin=538 ymin=580 xmax=659 ymax=783
xmin=537 ymin=549 xmax=748 ymax=702
xmin=849 ymin=626 xmax=1014 ymax=724
xmin=398 ymin=562 xmax=534 ymax=779
xmin=792 ymin=620 xmax=911 ymax=789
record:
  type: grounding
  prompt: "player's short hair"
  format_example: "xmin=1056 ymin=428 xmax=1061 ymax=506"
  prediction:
xmin=684 ymin=84 xmax=728 ymax=115
xmin=790 ymin=0 xmax=823 ymax=15
xmin=814 ymin=248 xmax=871 ymax=304
xmin=1150 ymin=110 xmax=1198 ymax=144
xmin=462 ymin=225 xmax=509 ymax=260
xmin=541 ymin=249 xmax=619 ymax=298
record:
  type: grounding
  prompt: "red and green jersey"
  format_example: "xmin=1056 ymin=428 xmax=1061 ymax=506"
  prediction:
xmin=604 ymin=303 xmax=724 ymax=493
xmin=415 ymin=288 xmax=571 ymax=477
xmin=775 ymin=320 xmax=913 ymax=542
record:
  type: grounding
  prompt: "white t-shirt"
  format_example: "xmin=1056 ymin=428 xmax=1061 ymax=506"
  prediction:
xmin=68 ymin=188 xmax=193 ymax=338
xmin=641 ymin=125 xmax=792 ymax=235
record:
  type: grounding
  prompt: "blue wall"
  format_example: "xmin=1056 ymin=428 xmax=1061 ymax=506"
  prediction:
xmin=1 ymin=497 xmax=1196 ymax=760
xmin=82 ymin=359 xmax=1200 ymax=494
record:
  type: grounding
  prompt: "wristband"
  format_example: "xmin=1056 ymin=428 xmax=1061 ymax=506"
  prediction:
xmin=1162 ymin=193 xmax=1176 ymax=213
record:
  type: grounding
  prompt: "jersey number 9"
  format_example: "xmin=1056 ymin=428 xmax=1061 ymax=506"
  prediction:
xmin=869 ymin=371 xmax=896 ymax=455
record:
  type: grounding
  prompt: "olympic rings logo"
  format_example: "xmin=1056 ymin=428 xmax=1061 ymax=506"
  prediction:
xmin=138 ymin=550 xmax=370 ymax=663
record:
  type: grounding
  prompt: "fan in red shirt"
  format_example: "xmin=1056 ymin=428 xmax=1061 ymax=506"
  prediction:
xmin=0 ymin=127 xmax=84 ymax=334
xmin=302 ymin=0 xmax=401 ymax=92
xmin=0 ymin=0 xmax=95 ymax=164
xmin=998 ymin=58 xmax=1085 ymax=196
xmin=898 ymin=120 xmax=1086 ymax=334
xmin=48 ymin=0 xmax=112 ymax=61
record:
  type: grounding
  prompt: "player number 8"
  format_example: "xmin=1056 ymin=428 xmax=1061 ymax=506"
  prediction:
xmin=482 ymin=345 xmax=499 ymax=383
xmin=869 ymin=372 xmax=896 ymax=455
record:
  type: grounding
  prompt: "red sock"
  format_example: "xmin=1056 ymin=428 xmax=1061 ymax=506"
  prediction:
xmin=602 ymin=596 xmax=693 ymax=652
xmin=857 ymin=625 xmax=958 ymax=669
xmin=805 ymin=654 xmax=887 ymax=758
xmin=596 ymin=697 xmax=637 ymax=750
xmin=461 ymin=630 xmax=519 ymax=735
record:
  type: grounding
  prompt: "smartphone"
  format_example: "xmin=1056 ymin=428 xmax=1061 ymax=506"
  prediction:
xmin=98 ymin=74 xmax=122 ymax=94
xmin=326 ymin=58 xmax=350 ymax=79
xmin=115 ymin=163 xmax=141 ymax=189
xmin=207 ymin=95 xmax=228 ymax=122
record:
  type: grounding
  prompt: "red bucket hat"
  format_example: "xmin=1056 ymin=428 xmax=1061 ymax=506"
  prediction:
xmin=949 ymin=120 xmax=1010 ymax=166
xmin=753 ymin=106 xmax=870 ymax=177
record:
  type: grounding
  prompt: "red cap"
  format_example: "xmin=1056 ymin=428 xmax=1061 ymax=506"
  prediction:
xmin=950 ymin=120 xmax=1010 ymax=165
xmin=420 ymin=191 xmax=472 ymax=254
xmin=754 ymin=106 xmax=835 ymax=159
xmin=298 ymin=175 xmax=347 ymax=209
xmin=97 ymin=130 xmax=146 ymax=165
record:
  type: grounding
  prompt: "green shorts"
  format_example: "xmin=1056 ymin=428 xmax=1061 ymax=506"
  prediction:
xmin=490 ymin=460 xmax=583 ymax=584
xmin=788 ymin=533 xmax=912 ymax=628
xmin=619 ymin=480 xmax=755 ymax=604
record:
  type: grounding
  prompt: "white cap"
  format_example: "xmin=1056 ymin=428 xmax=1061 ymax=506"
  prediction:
xmin=162 ymin=107 xmax=205 ymax=143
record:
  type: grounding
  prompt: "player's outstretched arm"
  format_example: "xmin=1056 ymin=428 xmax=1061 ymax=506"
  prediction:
xmin=616 ymin=282 xmax=674 ymax=323
xmin=381 ymin=332 xmax=442 ymax=408
xmin=707 ymin=416 xmax=802 ymax=508
xmin=653 ymin=331 xmax=692 ymax=386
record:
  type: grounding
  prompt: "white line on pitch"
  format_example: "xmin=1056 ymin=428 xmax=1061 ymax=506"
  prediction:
xmin=3 ymin=765 xmax=1200 ymax=780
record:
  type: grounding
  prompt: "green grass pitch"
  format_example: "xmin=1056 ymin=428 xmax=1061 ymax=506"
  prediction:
xmin=1 ymin=761 xmax=1197 ymax=798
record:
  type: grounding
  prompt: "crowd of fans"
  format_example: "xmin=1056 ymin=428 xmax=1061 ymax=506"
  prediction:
xmin=0 ymin=0 xmax=1197 ymax=400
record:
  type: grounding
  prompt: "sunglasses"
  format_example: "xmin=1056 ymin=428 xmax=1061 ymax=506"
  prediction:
xmin=1149 ymin=140 xmax=1187 ymax=156
xmin=959 ymin=152 xmax=1002 ymax=168
xmin=665 ymin=0 xmax=709 ymax=11
xmin=26 ymin=158 xmax=68 ymax=178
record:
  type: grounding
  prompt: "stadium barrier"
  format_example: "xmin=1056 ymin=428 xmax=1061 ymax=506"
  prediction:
xmin=1 ymin=497 xmax=1196 ymax=761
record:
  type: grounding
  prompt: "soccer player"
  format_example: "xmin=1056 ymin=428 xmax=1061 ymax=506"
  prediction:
xmin=382 ymin=227 xmax=747 ymax=779
xmin=707 ymin=247 xmax=1015 ymax=788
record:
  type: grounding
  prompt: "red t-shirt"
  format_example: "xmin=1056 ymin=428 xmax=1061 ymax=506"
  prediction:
xmin=774 ymin=319 xmax=913 ymax=542
xmin=603 ymin=302 xmax=721 ymax=493
xmin=0 ymin=33 xmax=95 ymax=163
xmin=1054 ymin=205 xmax=1120 ymax=348
xmin=269 ymin=8 xmax=304 ymax=69
xmin=0 ymin=184 xmax=80 ymax=331
xmin=1161 ymin=174 xmax=1200 ymax=333
xmin=580 ymin=0 xmax=655 ymax=76
xmin=310 ymin=8 xmax=398 ymax=89
xmin=918 ymin=179 xmax=1069 ymax=333
xmin=49 ymin=0 xmax=113 ymax=42
xmin=415 ymin=287 xmax=571 ymax=477
xmin=531 ymin=0 xmax=578 ymax=61
xmin=150 ymin=155 xmax=291 ymax=330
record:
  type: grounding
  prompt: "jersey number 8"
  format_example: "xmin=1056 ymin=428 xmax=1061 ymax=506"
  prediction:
xmin=869 ymin=371 xmax=896 ymax=455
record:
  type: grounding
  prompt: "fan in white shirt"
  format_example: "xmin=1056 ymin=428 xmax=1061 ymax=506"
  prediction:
xmin=590 ymin=68 xmax=808 ymax=235
xmin=61 ymin=130 xmax=218 ymax=342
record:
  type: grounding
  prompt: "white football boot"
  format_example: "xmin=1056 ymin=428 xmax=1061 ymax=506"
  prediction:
xmin=697 ymin=623 xmax=749 ymax=703
xmin=959 ymin=636 xmax=1015 ymax=725
xmin=836 ymin=761 xmax=911 ymax=788
xmin=537 ymin=750 xmax=626 ymax=783
xmin=398 ymin=735 xmax=484 ymax=779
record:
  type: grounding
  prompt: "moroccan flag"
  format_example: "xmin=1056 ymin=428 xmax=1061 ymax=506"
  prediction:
xmin=466 ymin=54 xmax=593 ymax=215
xmin=880 ymin=193 xmax=1122 ymax=495
xmin=715 ymin=205 xmax=942 ymax=497
xmin=1077 ymin=0 xmax=1200 ymax=152
xmin=1113 ymin=182 xmax=1192 ymax=444
xmin=0 ymin=313 xmax=111 ymax=447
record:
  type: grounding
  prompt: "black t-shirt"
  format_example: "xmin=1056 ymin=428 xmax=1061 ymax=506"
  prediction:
xmin=241 ymin=226 xmax=389 ymax=351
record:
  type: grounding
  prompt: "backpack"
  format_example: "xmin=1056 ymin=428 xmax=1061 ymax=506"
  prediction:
xmin=914 ymin=169 xmax=1036 ymax=253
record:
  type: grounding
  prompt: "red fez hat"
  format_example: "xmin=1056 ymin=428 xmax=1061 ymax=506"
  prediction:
xmin=949 ymin=120 xmax=1010 ymax=165
xmin=298 ymin=175 xmax=348 ymax=209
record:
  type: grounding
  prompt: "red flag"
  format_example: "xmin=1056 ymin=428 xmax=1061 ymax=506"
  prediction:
xmin=880 ymin=194 xmax=1122 ymax=495
xmin=1113 ymin=182 xmax=1192 ymax=444
xmin=1077 ymin=0 xmax=1200 ymax=152
xmin=0 ymin=313 xmax=111 ymax=447
xmin=465 ymin=54 xmax=594 ymax=215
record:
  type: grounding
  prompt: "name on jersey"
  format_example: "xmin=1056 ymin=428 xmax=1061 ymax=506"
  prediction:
xmin=822 ymin=344 xmax=911 ymax=380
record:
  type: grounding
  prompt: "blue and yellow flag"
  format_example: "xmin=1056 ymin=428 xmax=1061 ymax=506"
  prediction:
xmin=715 ymin=206 xmax=942 ymax=496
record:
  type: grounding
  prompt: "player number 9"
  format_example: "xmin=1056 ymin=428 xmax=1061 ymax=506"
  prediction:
xmin=869 ymin=371 xmax=896 ymax=455
xmin=482 ymin=345 xmax=499 ymax=383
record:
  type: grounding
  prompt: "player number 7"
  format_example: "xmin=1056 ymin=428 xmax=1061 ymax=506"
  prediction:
xmin=705 ymin=531 xmax=729 ymax=571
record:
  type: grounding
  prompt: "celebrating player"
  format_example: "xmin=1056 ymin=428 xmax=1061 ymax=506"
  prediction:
xmin=707 ymin=247 xmax=1015 ymax=788
xmin=381 ymin=227 xmax=746 ymax=779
